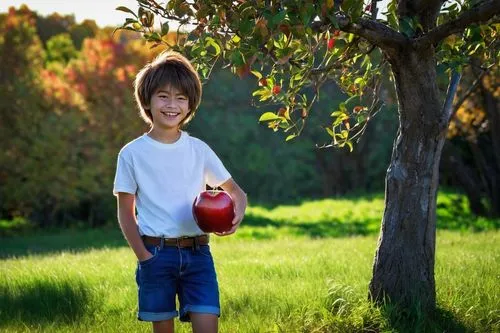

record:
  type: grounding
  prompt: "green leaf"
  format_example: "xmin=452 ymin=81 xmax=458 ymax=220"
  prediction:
xmin=206 ymin=37 xmax=221 ymax=56
xmin=400 ymin=17 xmax=414 ymax=37
xmin=345 ymin=141 xmax=354 ymax=152
xmin=354 ymin=77 xmax=365 ymax=85
xmin=161 ymin=22 xmax=169 ymax=36
xmin=231 ymin=49 xmax=245 ymax=66
xmin=259 ymin=112 xmax=281 ymax=122
xmin=271 ymin=10 xmax=287 ymax=27
xmin=384 ymin=0 xmax=398 ymax=29
xmin=341 ymin=0 xmax=363 ymax=20
xmin=300 ymin=3 xmax=315 ymax=25
xmin=149 ymin=32 xmax=162 ymax=42
xmin=239 ymin=19 xmax=253 ymax=35
xmin=116 ymin=6 xmax=138 ymax=18
xmin=251 ymin=70 xmax=262 ymax=79
xmin=285 ymin=134 xmax=297 ymax=141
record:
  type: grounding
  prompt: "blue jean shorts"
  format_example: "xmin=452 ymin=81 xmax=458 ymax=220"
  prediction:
xmin=135 ymin=243 xmax=220 ymax=322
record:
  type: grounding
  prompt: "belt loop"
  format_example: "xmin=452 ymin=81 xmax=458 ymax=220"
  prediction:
xmin=160 ymin=237 xmax=164 ymax=249
xmin=193 ymin=236 xmax=200 ymax=252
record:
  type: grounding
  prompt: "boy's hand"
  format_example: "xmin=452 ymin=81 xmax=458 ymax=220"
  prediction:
xmin=138 ymin=250 xmax=154 ymax=262
xmin=217 ymin=178 xmax=247 ymax=237
xmin=215 ymin=211 xmax=243 ymax=236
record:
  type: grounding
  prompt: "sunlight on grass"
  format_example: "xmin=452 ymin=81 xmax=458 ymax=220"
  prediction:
xmin=0 ymin=192 xmax=499 ymax=332
xmin=0 ymin=231 xmax=498 ymax=332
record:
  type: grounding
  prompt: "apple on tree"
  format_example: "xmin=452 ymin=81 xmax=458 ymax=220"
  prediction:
xmin=192 ymin=190 xmax=235 ymax=233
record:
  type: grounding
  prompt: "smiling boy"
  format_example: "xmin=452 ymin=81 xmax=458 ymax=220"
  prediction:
xmin=113 ymin=51 xmax=247 ymax=333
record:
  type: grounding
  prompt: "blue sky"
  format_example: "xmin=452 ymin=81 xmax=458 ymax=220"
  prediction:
xmin=1 ymin=1 xmax=390 ymax=28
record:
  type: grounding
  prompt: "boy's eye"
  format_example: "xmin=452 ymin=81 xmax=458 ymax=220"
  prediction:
xmin=178 ymin=96 xmax=187 ymax=100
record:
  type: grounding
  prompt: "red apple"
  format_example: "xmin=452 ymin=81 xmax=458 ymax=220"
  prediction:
xmin=192 ymin=190 xmax=235 ymax=233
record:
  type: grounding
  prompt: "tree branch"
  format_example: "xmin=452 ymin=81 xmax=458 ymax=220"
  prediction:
xmin=443 ymin=70 xmax=462 ymax=123
xmin=422 ymin=0 xmax=500 ymax=46
xmin=336 ymin=15 xmax=407 ymax=51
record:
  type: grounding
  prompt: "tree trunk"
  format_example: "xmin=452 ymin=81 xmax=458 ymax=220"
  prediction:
xmin=369 ymin=45 xmax=448 ymax=310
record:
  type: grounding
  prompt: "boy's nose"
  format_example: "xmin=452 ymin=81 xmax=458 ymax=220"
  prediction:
xmin=164 ymin=99 xmax=176 ymax=107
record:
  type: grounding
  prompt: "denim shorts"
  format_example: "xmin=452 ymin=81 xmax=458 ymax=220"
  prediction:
xmin=135 ymin=243 xmax=220 ymax=322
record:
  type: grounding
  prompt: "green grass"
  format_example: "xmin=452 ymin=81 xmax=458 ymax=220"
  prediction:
xmin=0 ymin=192 xmax=499 ymax=332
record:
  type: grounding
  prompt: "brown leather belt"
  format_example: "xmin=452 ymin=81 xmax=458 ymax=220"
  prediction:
xmin=142 ymin=235 xmax=209 ymax=248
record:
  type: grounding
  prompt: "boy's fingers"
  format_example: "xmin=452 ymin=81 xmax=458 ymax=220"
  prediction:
xmin=215 ymin=222 xmax=240 ymax=236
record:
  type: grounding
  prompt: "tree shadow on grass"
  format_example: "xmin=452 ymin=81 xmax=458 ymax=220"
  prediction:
xmin=379 ymin=305 xmax=472 ymax=333
xmin=0 ymin=278 xmax=100 ymax=325
xmin=241 ymin=212 xmax=375 ymax=239
xmin=0 ymin=226 xmax=126 ymax=259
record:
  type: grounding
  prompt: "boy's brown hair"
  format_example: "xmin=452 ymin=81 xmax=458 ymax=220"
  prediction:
xmin=134 ymin=51 xmax=202 ymax=128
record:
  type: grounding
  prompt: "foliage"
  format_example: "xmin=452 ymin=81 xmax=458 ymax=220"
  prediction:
xmin=116 ymin=0 xmax=498 ymax=149
xmin=36 ymin=11 xmax=98 ymax=49
xmin=0 ymin=6 xmax=145 ymax=226
xmin=116 ymin=0 xmax=389 ymax=150
xmin=45 ymin=33 xmax=78 ymax=64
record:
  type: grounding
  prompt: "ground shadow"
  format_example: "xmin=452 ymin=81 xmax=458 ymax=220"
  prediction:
xmin=0 ymin=226 xmax=126 ymax=259
xmin=0 ymin=278 xmax=99 ymax=325
xmin=379 ymin=303 xmax=471 ymax=333
xmin=243 ymin=212 xmax=374 ymax=239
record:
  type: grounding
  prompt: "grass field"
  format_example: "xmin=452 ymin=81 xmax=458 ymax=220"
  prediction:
xmin=0 ymin=193 xmax=499 ymax=332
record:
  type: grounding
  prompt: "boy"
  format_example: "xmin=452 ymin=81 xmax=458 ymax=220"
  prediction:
xmin=113 ymin=51 xmax=247 ymax=333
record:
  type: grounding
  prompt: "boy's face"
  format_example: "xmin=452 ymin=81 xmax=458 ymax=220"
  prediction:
xmin=148 ymin=85 xmax=190 ymax=130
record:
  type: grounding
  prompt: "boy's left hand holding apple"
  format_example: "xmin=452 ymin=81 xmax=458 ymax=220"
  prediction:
xmin=216 ymin=179 xmax=247 ymax=236
xmin=215 ymin=207 xmax=245 ymax=236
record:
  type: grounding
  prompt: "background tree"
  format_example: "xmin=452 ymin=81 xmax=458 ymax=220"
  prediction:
xmin=45 ymin=33 xmax=78 ymax=64
xmin=117 ymin=0 xmax=500 ymax=311
xmin=443 ymin=62 xmax=499 ymax=217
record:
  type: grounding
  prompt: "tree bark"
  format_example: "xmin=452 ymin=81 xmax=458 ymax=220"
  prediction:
xmin=369 ymin=44 xmax=447 ymax=310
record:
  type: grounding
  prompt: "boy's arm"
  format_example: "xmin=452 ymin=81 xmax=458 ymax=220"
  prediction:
xmin=218 ymin=178 xmax=247 ymax=236
xmin=117 ymin=192 xmax=153 ymax=261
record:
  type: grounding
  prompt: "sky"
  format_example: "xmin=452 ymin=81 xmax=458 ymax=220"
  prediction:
xmin=1 ymin=1 xmax=391 ymax=28
xmin=0 ymin=0 xmax=141 ymax=27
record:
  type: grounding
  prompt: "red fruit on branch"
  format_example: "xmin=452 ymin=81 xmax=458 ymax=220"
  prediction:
xmin=272 ymin=85 xmax=281 ymax=95
xmin=353 ymin=106 xmax=364 ymax=113
xmin=327 ymin=38 xmax=336 ymax=50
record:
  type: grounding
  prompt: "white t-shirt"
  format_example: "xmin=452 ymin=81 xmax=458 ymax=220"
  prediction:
xmin=113 ymin=131 xmax=231 ymax=237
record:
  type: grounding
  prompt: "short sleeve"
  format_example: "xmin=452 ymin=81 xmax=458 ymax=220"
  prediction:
xmin=204 ymin=144 xmax=231 ymax=188
xmin=113 ymin=152 xmax=137 ymax=196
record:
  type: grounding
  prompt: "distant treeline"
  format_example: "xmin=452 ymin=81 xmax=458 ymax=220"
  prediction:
xmin=0 ymin=5 xmax=497 ymax=228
